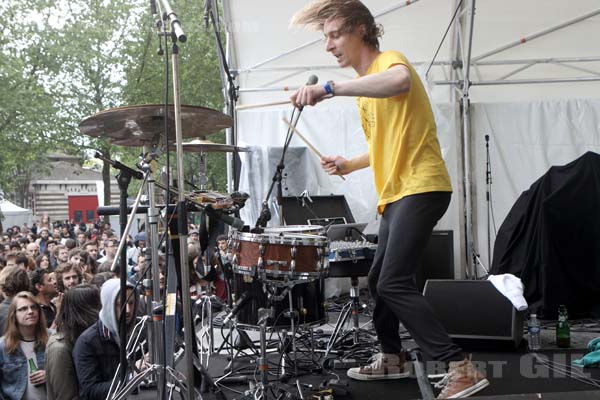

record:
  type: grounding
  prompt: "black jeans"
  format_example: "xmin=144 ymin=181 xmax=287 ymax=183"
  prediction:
xmin=368 ymin=191 xmax=463 ymax=363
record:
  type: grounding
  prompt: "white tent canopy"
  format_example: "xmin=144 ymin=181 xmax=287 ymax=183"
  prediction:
xmin=1 ymin=199 xmax=33 ymax=230
xmin=216 ymin=0 xmax=600 ymax=276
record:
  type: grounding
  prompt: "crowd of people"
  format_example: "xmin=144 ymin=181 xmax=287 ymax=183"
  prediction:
xmin=0 ymin=216 xmax=231 ymax=400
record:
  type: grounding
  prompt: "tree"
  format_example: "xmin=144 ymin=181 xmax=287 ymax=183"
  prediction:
xmin=0 ymin=0 xmax=228 ymax=206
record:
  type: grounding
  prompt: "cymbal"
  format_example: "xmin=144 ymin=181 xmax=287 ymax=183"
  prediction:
xmin=174 ymin=139 xmax=250 ymax=153
xmin=78 ymin=104 xmax=233 ymax=147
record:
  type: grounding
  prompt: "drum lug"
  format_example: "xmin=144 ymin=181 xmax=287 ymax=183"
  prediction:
xmin=290 ymin=259 xmax=296 ymax=272
xmin=290 ymin=246 xmax=297 ymax=259
xmin=257 ymin=256 xmax=264 ymax=269
xmin=232 ymin=254 xmax=239 ymax=266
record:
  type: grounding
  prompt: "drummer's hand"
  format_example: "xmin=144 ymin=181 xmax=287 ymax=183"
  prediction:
xmin=321 ymin=155 xmax=351 ymax=176
xmin=290 ymin=84 xmax=328 ymax=108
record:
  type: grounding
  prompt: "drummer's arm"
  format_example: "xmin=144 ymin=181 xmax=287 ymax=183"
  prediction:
xmin=321 ymin=153 xmax=369 ymax=176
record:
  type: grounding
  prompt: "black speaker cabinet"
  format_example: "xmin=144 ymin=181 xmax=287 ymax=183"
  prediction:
xmin=423 ymin=280 xmax=524 ymax=348
xmin=415 ymin=230 xmax=454 ymax=291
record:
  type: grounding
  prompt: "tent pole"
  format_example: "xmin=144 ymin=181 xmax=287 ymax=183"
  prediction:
xmin=461 ymin=0 xmax=477 ymax=279
xmin=473 ymin=8 xmax=600 ymax=63
xmin=247 ymin=0 xmax=425 ymax=71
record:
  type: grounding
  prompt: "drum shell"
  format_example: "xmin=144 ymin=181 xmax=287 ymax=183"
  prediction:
xmin=230 ymin=232 xmax=329 ymax=278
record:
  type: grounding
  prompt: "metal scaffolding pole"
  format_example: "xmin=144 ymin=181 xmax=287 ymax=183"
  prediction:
xmin=461 ymin=0 xmax=477 ymax=278
xmin=247 ymin=0 xmax=425 ymax=70
xmin=473 ymin=8 xmax=600 ymax=63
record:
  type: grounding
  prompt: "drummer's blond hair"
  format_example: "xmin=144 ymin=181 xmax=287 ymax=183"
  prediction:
xmin=290 ymin=0 xmax=383 ymax=49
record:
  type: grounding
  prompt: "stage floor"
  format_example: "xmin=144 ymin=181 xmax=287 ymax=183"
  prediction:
xmin=133 ymin=301 xmax=600 ymax=399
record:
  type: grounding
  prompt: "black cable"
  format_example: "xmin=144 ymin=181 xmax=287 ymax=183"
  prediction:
xmin=426 ymin=0 xmax=464 ymax=78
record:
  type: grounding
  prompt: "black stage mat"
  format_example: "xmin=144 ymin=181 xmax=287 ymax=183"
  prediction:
xmin=129 ymin=347 xmax=600 ymax=400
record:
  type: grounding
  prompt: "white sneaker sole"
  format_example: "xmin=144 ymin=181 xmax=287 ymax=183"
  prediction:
xmin=347 ymin=369 xmax=411 ymax=381
xmin=446 ymin=378 xmax=490 ymax=398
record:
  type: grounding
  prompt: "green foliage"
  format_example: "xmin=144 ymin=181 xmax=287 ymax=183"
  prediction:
xmin=0 ymin=0 xmax=228 ymax=204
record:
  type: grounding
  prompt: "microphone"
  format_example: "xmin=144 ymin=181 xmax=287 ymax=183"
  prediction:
xmin=150 ymin=0 xmax=157 ymax=15
xmin=306 ymin=74 xmax=318 ymax=86
xmin=95 ymin=152 xmax=144 ymax=180
xmin=297 ymin=75 xmax=319 ymax=111
xmin=485 ymin=134 xmax=490 ymax=142
xmin=223 ymin=292 xmax=252 ymax=324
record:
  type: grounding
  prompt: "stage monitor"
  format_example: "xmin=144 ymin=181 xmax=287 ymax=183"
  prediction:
xmin=281 ymin=195 xmax=355 ymax=225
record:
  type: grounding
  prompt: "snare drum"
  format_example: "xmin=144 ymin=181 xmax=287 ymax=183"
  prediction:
xmin=232 ymin=273 xmax=326 ymax=330
xmin=230 ymin=231 xmax=329 ymax=279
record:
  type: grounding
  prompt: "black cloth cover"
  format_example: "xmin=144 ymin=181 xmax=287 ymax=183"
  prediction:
xmin=491 ymin=151 xmax=600 ymax=317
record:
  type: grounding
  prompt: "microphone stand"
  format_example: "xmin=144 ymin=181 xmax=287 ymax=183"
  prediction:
xmin=485 ymin=134 xmax=492 ymax=269
xmin=255 ymin=109 xmax=303 ymax=229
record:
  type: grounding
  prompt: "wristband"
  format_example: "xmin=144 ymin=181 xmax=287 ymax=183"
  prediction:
xmin=323 ymin=80 xmax=335 ymax=96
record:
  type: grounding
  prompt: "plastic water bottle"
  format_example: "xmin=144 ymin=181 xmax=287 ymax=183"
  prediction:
xmin=528 ymin=313 xmax=541 ymax=351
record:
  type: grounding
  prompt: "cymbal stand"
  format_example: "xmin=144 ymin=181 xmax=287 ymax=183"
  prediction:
xmin=100 ymin=155 xmax=190 ymax=400
xmin=324 ymin=276 xmax=374 ymax=359
xmin=158 ymin=0 xmax=196 ymax=396
xmin=108 ymin=315 xmax=201 ymax=400
xmin=196 ymin=271 xmax=216 ymax=362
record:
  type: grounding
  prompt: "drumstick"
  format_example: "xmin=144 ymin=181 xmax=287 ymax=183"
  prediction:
xmin=236 ymin=100 xmax=292 ymax=111
xmin=282 ymin=117 xmax=346 ymax=181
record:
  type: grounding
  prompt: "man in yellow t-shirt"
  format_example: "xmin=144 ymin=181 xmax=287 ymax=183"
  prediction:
xmin=290 ymin=1 xmax=488 ymax=398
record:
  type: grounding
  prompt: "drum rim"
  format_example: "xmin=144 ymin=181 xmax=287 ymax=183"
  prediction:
xmin=233 ymin=231 xmax=328 ymax=245
xmin=263 ymin=225 xmax=325 ymax=233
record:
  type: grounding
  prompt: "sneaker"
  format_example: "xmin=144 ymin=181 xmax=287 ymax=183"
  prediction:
xmin=347 ymin=352 xmax=410 ymax=381
xmin=436 ymin=358 xmax=489 ymax=398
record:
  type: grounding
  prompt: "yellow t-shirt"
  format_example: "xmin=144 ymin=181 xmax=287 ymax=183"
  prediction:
xmin=356 ymin=50 xmax=451 ymax=213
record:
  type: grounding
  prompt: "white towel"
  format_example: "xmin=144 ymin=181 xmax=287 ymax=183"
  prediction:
xmin=487 ymin=274 xmax=529 ymax=311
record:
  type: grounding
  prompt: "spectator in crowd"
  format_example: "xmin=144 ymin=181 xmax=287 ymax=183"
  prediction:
xmin=64 ymin=238 xmax=77 ymax=251
xmin=83 ymin=240 xmax=99 ymax=261
xmin=0 ymin=268 xmax=31 ymax=333
xmin=16 ymin=252 xmax=29 ymax=271
xmin=89 ymin=272 xmax=113 ymax=290
xmin=37 ymin=227 xmax=50 ymax=255
xmin=188 ymin=229 xmax=200 ymax=244
xmin=25 ymin=256 xmax=37 ymax=273
xmin=0 ymin=291 xmax=48 ymax=400
xmin=35 ymin=254 xmax=51 ymax=270
xmin=25 ymin=242 xmax=40 ymax=259
xmin=59 ymin=225 xmax=74 ymax=245
xmin=40 ymin=213 xmax=51 ymax=230
xmin=4 ymin=252 xmax=18 ymax=269
xmin=31 ymin=269 xmax=59 ymax=329
xmin=129 ymin=253 xmax=147 ymax=284
xmin=51 ymin=244 xmax=69 ymax=270
xmin=127 ymin=232 xmax=146 ymax=274
xmin=80 ymin=250 xmax=98 ymax=282
xmin=97 ymin=238 xmax=118 ymax=265
xmin=73 ymin=279 xmax=139 ymax=400
xmin=76 ymin=231 xmax=87 ymax=247
xmin=68 ymin=247 xmax=83 ymax=268
xmin=46 ymin=285 xmax=101 ymax=400
xmin=55 ymin=263 xmax=83 ymax=293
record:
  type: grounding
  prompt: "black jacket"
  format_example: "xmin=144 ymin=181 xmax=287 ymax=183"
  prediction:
xmin=73 ymin=320 xmax=120 ymax=400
